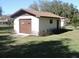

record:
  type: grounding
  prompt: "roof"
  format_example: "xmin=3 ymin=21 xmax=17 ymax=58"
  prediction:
xmin=11 ymin=9 xmax=65 ymax=19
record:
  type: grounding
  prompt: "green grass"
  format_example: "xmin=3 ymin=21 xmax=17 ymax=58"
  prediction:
xmin=0 ymin=26 xmax=79 ymax=57
xmin=11 ymin=30 xmax=79 ymax=51
xmin=0 ymin=26 xmax=13 ymax=35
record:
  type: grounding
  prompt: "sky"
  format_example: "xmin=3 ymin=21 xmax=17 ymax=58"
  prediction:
xmin=0 ymin=0 xmax=79 ymax=15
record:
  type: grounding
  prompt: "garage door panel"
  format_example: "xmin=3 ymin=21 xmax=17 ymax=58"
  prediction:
xmin=19 ymin=19 xmax=31 ymax=34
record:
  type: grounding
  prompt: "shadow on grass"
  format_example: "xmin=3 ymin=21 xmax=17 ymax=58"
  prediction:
xmin=40 ymin=29 xmax=73 ymax=36
xmin=0 ymin=35 xmax=15 ymax=56
xmin=0 ymin=35 xmax=15 ymax=45
xmin=0 ymin=35 xmax=12 ymax=40
xmin=0 ymin=37 xmax=79 ymax=58
xmin=51 ymin=28 xmax=73 ymax=34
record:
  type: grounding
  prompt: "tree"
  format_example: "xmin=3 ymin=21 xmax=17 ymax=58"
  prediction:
xmin=29 ymin=1 xmax=40 ymax=11
xmin=71 ymin=14 xmax=79 ymax=29
xmin=29 ymin=0 xmax=79 ymax=28
xmin=29 ymin=0 xmax=79 ymax=24
xmin=0 ymin=7 xmax=2 ymax=16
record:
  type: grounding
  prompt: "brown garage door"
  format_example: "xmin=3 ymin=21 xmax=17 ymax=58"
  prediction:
xmin=19 ymin=19 xmax=31 ymax=34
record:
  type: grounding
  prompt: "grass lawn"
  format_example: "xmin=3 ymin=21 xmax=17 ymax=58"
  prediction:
xmin=11 ymin=29 xmax=79 ymax=51
xmin=0 ymin=26 xmax=79 ymax=57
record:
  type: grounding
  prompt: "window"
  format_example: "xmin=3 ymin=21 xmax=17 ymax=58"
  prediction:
xmin=49 ymin=19 xmax=53 ymax=24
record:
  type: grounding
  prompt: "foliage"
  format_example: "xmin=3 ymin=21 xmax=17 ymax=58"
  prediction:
xmin=29 ymin=1 xmax=40 ymax=11
xmin=29 ymin=0 xmax=79 ymax=24
xmin=0 ymin=7 xmax=2 ymax=16
xmin=71 ymin=14 xmax=79 ymax=28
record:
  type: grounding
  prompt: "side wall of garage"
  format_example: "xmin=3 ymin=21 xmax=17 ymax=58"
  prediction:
xmin=39 ymin=17 xmax=59 ymax=35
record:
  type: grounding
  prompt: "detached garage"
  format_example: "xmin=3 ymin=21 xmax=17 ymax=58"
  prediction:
xmin=11 ymin=9 xmax=66 ymax=36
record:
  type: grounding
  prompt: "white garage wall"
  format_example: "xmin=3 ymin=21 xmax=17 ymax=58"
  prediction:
xmin=14 ymin=15 xmax=39 ymax=36
xmin=39 ymin=17 xmax=58 ymax=35
xmin=14 ymin=17 xmax=19 ymax=34
xmin=60 ymin=18 xmax=65 ymax=28
xmin=31 ymin=16 xmax=39 ymax=36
